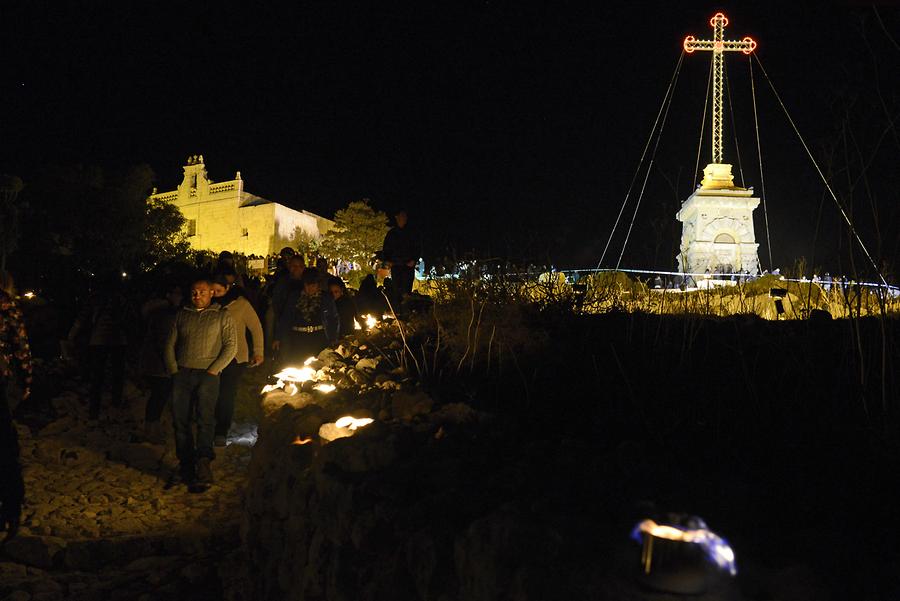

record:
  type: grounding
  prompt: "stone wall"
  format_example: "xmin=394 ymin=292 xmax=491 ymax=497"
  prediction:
xmin=239 ymin=332 xmax=644 ymax=601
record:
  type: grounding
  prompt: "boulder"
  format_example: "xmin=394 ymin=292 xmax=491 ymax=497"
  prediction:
xmin=261 ymin=390 xmax=315 ymax=416
xmin=391 ymin=390 xmax=434 ymax=421
xmin=1 ymin=535 xmax=66 ymax=569
xmin=107 ymin=443 xmax=165 ymax=472
xmin=355 ymin=357 xmax=380 ymax=373
xmin=317 ymin=349 xmax=344 ymax=367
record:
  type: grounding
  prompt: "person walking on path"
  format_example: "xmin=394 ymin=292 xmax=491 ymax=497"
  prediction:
xmin=164 ymin=278 xmax=236 ymax=489
xmin=0 ymin=271 xmax=32 ymax=538
xmin=137 ymin=282 xmax=183 ymax=443
xmin=67 ymin=273 xmax=129 ymax=420
xmin=273 ymin=268 xmax=339 ymax=367
xmin=381 ymin=208 xmax=418 ymax=312
xmin=211 ymin=275 xmax=264 ymax=447
xmin=265 ymin=255 xmax=305 ymax=360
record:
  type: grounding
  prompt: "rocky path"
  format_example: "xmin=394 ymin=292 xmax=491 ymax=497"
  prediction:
xmin=1 ymin=372 xmax=260 ymax=601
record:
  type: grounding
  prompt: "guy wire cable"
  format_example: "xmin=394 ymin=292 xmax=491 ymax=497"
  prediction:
xmin=692 ymin=57 xmax=714 ymax=190
xmin=616 ymin=53 xmax=684 ymax=271
xmin=598 ymin=51 xmax=685 ymax=269
xmin=749 ymin=55 xmax=774 ymax=271
xmin=753 ymin=54 xmax=887 ymax=287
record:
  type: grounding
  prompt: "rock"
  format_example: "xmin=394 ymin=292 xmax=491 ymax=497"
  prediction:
xmin=454 ymin=509 xmax=564 ymax=601
xmin=181 ymin=562 xmax=209 ymax=584
xmin=318 ymin=422 xmax=354 ymax=443
xmin=347 ymin=369 xmax=369 ymax=385
xmin=0 ymin=561 xmax=28 ymax=578
xmin=1 ymin=535 xmax=66 ymax=569
xmin=430 ymin=402 xmax=478 ymax=426
xmin=261 ymin=390 xmax=315 ymax=416
xmin=391 ymin=390 xmax=434 ymax=421
xmin=107 ymin=443 xmax=165 ymax=471
xmin=355 ymin=357 xmax=380 ymax=372
xmin=317 ymin=349 xmax=344 ymax=367
xmin=124 ymin=556 xmax=179 ymax=572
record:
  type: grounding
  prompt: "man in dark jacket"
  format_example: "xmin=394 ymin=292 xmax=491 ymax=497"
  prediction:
xmin=273 ymin=268 xmax=339 ymax=366
xmin=164 ymin=278 xmax=236 ymax=489
xmin=381 ymin=209 xmax=417 ymax=311
xmin=1 ymin=273 xmax=31 ymax=538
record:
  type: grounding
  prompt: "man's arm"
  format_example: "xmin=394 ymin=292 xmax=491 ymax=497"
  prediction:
xmin=163 ymin=313 xmax=179 ymax=375
xmin=245 ymin=300 xmax=265 ymax=365
xmin=208 ymin=312 xmax=237 ymax=375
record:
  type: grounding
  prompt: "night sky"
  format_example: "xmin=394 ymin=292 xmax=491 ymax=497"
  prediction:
xmin=2 ymin=2 xmax=898 ymax=273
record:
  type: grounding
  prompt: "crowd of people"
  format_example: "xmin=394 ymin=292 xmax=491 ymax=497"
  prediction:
xmin=0 ymin=207 xmax=419 ymax=532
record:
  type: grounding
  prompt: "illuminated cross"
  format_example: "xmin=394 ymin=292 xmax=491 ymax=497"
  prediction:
xmin=684 ymin=13 xmax=756 ymax=166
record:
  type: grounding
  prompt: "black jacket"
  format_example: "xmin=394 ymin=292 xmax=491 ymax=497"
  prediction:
xmin=382 ymin=226 xmax=417 ymax=264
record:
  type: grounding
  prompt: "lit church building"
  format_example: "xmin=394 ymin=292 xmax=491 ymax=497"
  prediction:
xmin=148 ymin=155 xmax=332 ymax=256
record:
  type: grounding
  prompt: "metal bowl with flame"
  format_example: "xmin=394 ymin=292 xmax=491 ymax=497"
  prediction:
xmin=632 ymin=516 xmax=736 ymax=595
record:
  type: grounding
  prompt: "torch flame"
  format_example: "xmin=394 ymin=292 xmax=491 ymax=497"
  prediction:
xmin=292 ymin=436 xmax=313 ymax=445
xmin=303 ymin=356 xmax=317 ymax=366
xmin=360 ymin=314 xmax=377 ymax=329
xmin=273 ymin=366 xmax=317 ymax=382
xmin=334 ymin=416 xmax=373 ymax=430
xmin=261 ymin=381 xmax=284 ymax=394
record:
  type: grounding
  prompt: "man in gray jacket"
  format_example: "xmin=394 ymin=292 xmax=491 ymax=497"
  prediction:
xmin=165 ymin=278 xmax=236 ymax=488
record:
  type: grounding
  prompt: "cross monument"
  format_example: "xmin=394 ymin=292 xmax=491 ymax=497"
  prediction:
xmin=675 ymin=13 xmax=761 ymax=276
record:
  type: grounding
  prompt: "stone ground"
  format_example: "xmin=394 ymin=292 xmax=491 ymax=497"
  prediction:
xmin=1 ymin=364 xmax=265 ymax=601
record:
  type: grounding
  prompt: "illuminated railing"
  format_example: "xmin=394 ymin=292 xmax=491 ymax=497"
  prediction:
xmin=209 ymin=183 xmax=236 ymax=194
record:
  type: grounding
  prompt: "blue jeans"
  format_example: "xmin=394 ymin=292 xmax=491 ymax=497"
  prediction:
xmin=171 ymin=368 xmax=219 ymax=465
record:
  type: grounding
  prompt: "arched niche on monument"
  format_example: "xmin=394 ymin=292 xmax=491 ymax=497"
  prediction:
xmin=714 ymin=233 xmax=736 ymax=244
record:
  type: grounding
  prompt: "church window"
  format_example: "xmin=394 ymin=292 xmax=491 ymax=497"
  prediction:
xmin=186 ymin=219 xmax=197 ymax=236
xmin=714 ymin=233 xmax=735 ymax=244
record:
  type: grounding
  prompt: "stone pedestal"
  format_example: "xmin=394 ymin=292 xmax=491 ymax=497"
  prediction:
xmin=676 ymin=163 xmax=760 ymax=275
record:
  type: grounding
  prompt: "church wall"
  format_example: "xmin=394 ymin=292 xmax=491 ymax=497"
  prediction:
xmin=239 ymin=204 xmax=279 ymax=256
xmin=273 ymin=204 xmax=320 ymax=249
xmin=150 ymin=157 xmax=333 ymax=259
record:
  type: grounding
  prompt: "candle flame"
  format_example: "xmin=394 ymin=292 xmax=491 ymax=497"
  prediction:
xmin=273 ymin=366 xmax=317 ymax=382
xmin=334 ymin=416 xmax=373 ymax=430
xmin=292 ymin=436 xmax=313 ymax=445
xmin=313 ymin=383 xmax=336 ymax=393
xmin=261 ymin=380 xmax=284 ymax=394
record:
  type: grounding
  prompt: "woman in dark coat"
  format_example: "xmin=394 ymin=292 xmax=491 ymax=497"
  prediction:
xmin=137 ymin=282 xmax=183 ymax=442
xmin=273 ymin=268 xmax=339 ymax=367
xmin=327 ymin=276 xmax=360 ymax=339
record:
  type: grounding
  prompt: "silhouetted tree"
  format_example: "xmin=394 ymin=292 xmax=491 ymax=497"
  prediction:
xmin=318 ymin=199 xmax=389 ymax=266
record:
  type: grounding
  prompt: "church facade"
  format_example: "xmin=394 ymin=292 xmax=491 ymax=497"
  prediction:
xmin=676 ymin=163 xmax=760 ymax=275
xmin=148 ymin=155 xmax=332 ymax=256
